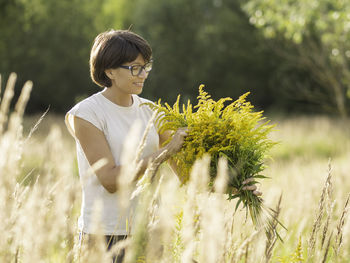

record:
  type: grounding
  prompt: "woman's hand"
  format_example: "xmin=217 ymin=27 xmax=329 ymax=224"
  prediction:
xmin=242 ymin=178 xmax=262 ymax=196
xmin=164 ymin=127 xmax=188 ymax=155
xmin=230 ymin=178 xmax=262 ymax=196
xmin=146 ymin=127 xmax=188 ymax=181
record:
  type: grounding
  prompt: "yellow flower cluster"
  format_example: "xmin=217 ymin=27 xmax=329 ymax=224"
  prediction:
xmin=147 ymin=85 xmax=276 ymax=226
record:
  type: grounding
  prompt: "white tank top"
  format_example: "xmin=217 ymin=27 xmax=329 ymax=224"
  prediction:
xmin=65 ymin=89 xmax=159 ymax=235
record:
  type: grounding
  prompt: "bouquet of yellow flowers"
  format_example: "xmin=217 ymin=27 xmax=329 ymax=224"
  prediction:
xmin=147 ymin=85 xmax=277 ymax=229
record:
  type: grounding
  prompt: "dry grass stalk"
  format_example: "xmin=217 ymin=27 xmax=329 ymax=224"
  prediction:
xmin=224 ymin=205 xmax=238 ymax=260
xmin=154 ymin=171 xmax=181 ymax=261
xmin=114 ymin=122 xmax=162 ymax=261
xmin=214 ymin=157 xmax=228 ymax=194
xmin=7 ymin=79 xmax=32 ymax=137
xmin=13 ymin=80 xmax=33 ymax=118
xmin=264 ymin=193 xmax=283 ymax=263
xmin=245 ymin=243 xmax=250 ymax=263
xmin=0 ymin=74 xmax=81 ymax=262
xmin=321 ymin=161 xmax=334 ymax=250
xmin=2 ymin=73 xmax=350 ymax=262
xmin=197 ymin=189 xmax=226 ymax=262
xmin=0 ymin=73 xmax=32 ymax=198
xmin=108 ymin=238 xmax=131 ymax=261
xmin=78 ymin=232 xmax=110 ymax=263
xmin=194 ymin=158 xmax=229 ymax=262
xmin=321 ymin=200 xmax=334 ymax=250
xmin=234 ymin=230 xmax=260 ymax=262
xmin=0 ymin=72 xmax=16 ymax=134
xmin=308 ymin=161 xmax=332 ymax=258
xmin=333 ymin=193 xmax=350 ymax=257
xmin=124 ymin=174 xmax=153 ymax=262
xmin=145 ymin=174 xmax=170 ymax=261
xmin=135 ymin=111 xmax=157 ymax=165
xmin=24 ymin=106 xmax=50 ymax=143
xmin=180 ymin=197 xmax=197 ymax=263
xmin=181 ymin=157 xmax=210 ymax=263
xmin=124 ymin=131 xmax=177 ymax=262
xmin=321 ymin=232 xmax=333 ymax=263
xmin=118 ymin=122 xmax=143 ymax=214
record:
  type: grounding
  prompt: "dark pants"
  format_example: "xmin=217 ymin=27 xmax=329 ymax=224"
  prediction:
xmin=105 ymin=235 xmax=127 ymax=263
xmin=80 ymin=233 xmax=127 ymax=263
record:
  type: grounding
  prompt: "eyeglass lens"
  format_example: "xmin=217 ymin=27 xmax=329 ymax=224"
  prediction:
xmin=131 ymin=63 xmax=152 ymax=76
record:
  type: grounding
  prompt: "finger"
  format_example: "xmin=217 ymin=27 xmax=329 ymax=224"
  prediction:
xmin=180 ymin=132 xmax=188 ymax=138
xmin=253 ymin=190 xmax=262 ymax=196
xmin=176 ymin=128 xmax=188 ymax=136
xmin=242 ymin=185 xmax=257 ymax=191
xmin=242 ymin=178 xmax=254 ymax=185
xmin=181 ymin=128 xmax=188 ymax=134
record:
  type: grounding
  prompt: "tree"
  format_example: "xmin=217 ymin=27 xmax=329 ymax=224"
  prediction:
xmin=243 ymin=0 xmax=350 ymax=117
xmin=0 ymin=0 xmax=114 ymax=112
xmin=119 ymin=0 xmax=280 ymax=109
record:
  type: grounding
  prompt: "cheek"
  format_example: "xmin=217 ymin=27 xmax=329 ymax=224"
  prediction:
xmin=116 ymin=74 xmax=133 ymax=86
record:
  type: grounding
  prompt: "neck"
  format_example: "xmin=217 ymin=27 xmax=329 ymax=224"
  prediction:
xmin=102 ymin=88 xmax=133 ymax=107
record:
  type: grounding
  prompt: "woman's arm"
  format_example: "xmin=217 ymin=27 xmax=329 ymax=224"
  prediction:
xmin=73 ymin=116 xmax=187 ymax=193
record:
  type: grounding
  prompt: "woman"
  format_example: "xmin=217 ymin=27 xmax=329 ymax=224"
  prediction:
xmin=65 ymin=29 xmax=187 ymax=262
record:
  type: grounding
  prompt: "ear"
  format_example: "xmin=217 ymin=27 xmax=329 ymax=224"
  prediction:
xmin=104 ymin=69 xmax=114 ymax=79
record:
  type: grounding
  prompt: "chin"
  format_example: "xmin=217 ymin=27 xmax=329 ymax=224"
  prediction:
xmin=134 ymin=88 xmax=143 ymax=95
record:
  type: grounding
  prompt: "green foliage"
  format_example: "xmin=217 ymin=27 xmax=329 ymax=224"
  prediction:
xmin=147 ymin=85 xmax=276 ymax=227
xmin=271 ymin=138 xmax=344 ymax=161
xmin=3 ymin=0 xmax=326 ymax=114
xmin=124 ymin=0 xmax=279 ymax=109
xmin=243 ymin=0 xmax=350 ymax=116
xmin=244 ymin=0 xmax=350 ymax=47
xmin=0 ymin=0 xmax=114 ymax=112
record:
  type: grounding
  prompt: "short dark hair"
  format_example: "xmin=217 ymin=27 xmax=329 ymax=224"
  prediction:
xmin=90 ymin=29 xmax=152 ymax=87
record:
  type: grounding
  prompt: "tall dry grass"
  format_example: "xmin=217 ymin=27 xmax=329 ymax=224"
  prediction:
xmin=1 ymin=74 xmax=350 ymax=262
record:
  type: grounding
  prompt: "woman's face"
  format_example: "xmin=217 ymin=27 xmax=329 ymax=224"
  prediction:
xmin=107 ymin=54 xmax=150 ymax=95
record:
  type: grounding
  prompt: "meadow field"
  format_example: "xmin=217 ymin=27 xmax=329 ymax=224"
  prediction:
xmin=1 ymin=80 xmax=349 ymax=262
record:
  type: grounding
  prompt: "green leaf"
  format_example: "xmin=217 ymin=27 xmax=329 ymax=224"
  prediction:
xmin=235 ymin=198 xmax=242 ymax=212
xmin=253 ymin=174 xmax=270 ymax=179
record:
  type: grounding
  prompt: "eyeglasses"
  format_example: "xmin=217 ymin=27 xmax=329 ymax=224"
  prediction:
xmin=119 ymin=61 xmax=153 ymax=76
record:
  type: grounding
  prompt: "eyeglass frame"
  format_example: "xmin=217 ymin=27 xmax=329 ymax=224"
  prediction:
xmin=118 ymin=61 xmax=153 ymax=76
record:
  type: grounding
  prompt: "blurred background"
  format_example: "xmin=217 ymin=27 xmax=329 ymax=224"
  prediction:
xmin=1 ymin=2 xmax=350 ymax=261
xmin=1 ymin=0 xmax=349 ymax=117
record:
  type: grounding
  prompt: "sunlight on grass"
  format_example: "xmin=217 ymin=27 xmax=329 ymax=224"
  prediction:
xmin=1 ymin=74 xmax=349 ymax=262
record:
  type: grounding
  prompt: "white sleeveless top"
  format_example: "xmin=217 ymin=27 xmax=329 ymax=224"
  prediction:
xmin=65 ymin=89 xmax=159 ymax=235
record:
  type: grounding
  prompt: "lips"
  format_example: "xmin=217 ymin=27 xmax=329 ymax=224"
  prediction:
xmin=134 ymin=82 xmax=144 ymax=87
